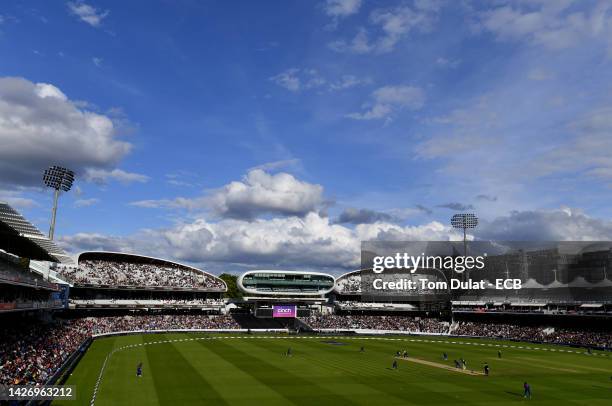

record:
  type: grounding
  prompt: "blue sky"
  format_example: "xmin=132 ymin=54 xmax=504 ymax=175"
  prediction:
xmin=1 ymin=0 xmax=612 ymax=273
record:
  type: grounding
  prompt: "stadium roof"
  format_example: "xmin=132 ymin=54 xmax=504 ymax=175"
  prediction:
xmin=0 ymin=202 xmax=74 ymax=264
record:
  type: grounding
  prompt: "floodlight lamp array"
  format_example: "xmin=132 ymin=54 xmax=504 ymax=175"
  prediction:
xmin=451 ymin=213 xmax=478 ymax=229
xmin=43 ymin=166 xmax=75 ymax=192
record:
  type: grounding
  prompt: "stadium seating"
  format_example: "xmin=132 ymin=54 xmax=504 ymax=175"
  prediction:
xmin=69 ymin=298 xmax=224 ymax=308
xmin=453 ymin=320 xmax=611 ymax=348
xmin=55 ymin=259 xmax=225 ymax=290
xmin=334 ymin=301 xmax=416 ymax=310
xmin=334 ymin=273 xmax=361 ymax=293
xmin=0 ymin=315 xmax=240 ymax=385
xmin=304 ymin=314 xmax=449 ymax=333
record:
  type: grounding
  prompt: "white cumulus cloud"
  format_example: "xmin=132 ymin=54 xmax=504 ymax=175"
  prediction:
xmin=130 ymin=169 xmax=324 ymax=220
xmin=0 ymin=77 xmax=134 ymax=187
xmin=210 ymin=169 xmax=325 ymax=219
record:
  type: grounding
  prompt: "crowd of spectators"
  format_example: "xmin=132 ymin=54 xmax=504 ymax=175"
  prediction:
xmin=305 ymin=315 xmax=611 ymax=348
xmin=335 ymin=274 xmax=361 ymax=293
xmin=0 ymin=314 xmax=240 ymax=385
xmin=335 ymin=301 xmax=415 ymax=310
xmin=56 ymin=260 xmax=225 ymax=290
xmin=454 ymin=321 xmax=611 ymax=348
xmin=69 ymin=298 xmax=225 ymax=306
xmin=305 ymin=314 xmax=449 ymax=333
xmin=0 ymin=319 xmax=90 ymax=385
xmin=77 ymin=314 xmax=240 ymax=334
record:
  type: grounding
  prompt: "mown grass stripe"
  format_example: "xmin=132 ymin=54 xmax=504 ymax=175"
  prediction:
xmin=202 ymin=338 xmax=358 ymax=406
xmin=177 ymin=338 xmax=289 ymax=405
xmin=143 ymin=334 xmax=228 ymax=405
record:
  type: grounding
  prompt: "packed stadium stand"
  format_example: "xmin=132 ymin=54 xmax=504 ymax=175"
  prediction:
xmin=0 ymin=314 xmax=241 ymax=385
xmin=452 ymin=320 xmax=611 ymax=348
xmin=334 ymin=301 xmax=417 ymax=311
xmin=334 ymin=270 xmax=361 ymax=294
xmin=304 ymin=314 xmax=449 ymax=333
xmin=55 ymin=252 xmax=225 ymax=291
xmin=68 ymin=298 xmax=224 ymax=309
xmin=47 ymin=252 xmax=230 ymax=317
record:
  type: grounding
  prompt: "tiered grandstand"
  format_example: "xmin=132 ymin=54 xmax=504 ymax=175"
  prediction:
xmin=51 ymin=252 xmax=228 ymax=313
xmin=56 ymin=252 xmax=225 ymax=290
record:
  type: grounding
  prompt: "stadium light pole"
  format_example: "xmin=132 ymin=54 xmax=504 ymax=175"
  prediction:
xmin=451 ymin=213 xmax=478 ymax=257
xmin=43 ymin=165 xmax=75 ymax=240
xmin=451 ymin=213 xmax=478 ymax=285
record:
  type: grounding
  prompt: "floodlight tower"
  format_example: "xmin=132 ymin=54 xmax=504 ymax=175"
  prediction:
xmin=43 ymin=165 xmax=75 ymax=240
xmin=451 ymin=213 xmax=478 ymax=257
xmin=451 ymin=213 xmax=478 ymax=282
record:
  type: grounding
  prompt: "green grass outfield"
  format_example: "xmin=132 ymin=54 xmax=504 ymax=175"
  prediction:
xmin=54 ymin=333 xmax=612 ymax=406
